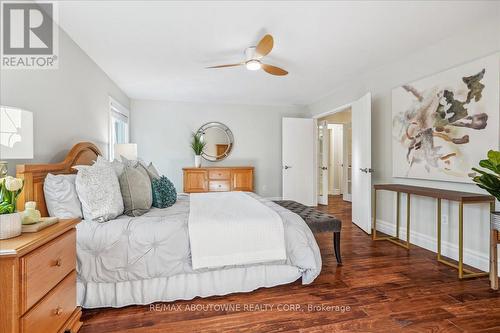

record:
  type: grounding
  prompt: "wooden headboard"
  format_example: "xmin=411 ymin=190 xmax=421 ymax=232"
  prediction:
xmin=16 ymin=142 xmax=102 ymax=217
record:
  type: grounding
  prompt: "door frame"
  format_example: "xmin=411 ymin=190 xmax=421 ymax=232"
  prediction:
xmin=317 ymin=120 xmax=330 ymax=205
xmin=313 ymin=102 xmax=353 ymax=206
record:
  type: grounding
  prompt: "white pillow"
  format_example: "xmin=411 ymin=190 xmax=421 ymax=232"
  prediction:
xmin=74 ymin=162 xmax=124 ymax=222
xmin=44 ymin=173 xmax=83 ymax=219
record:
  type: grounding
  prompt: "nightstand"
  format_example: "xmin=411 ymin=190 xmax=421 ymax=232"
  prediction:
xmin=0 ymin=218 xmax=82 ymax=333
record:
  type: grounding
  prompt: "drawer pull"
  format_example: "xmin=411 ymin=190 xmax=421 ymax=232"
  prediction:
xmin=55 ymin=258 xmax=62 ymax=267
xmin=218 ymin=185 xmax=221 ymax=188
xmin=55 ymin=306 xmax=63 ymax=315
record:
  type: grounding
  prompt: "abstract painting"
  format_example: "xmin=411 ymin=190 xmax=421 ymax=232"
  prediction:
xmin=392 ymin=54 xmax=499 ymax=183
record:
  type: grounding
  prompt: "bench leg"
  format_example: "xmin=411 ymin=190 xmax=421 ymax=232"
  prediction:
xmin=333 ymin=232 xmax=342 ymax=265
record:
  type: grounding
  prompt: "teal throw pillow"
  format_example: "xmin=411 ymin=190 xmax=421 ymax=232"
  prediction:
xmin=152 ymin=176 xmax=177 ymax=208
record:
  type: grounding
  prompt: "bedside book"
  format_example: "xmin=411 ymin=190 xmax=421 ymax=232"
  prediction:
xmin=22 ymin=217 xmax=59 ymax=233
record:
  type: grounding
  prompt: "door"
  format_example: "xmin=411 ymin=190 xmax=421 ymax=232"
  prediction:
xmin=317 ymin=120 xmax=329 ymax=205
xmin=342 ymin=123 xmax=352 ymax=202
xmin=231 ymin=169 xmax=254 ymax=192
xmin=282 ymin=118 xmax=316 ymax=206
xmin=351 ymin=92 xmax=372 ymax=234
xmin=183 ymin=170 xmax=208 ymax=193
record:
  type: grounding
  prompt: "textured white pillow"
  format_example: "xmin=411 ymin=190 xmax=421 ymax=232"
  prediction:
xmin=74 ymin=162 xmax=124 ymax=222
xmin=44 ymin=173 xmax=83 ymax=218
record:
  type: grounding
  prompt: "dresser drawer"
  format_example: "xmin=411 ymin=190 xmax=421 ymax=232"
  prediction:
xmin=208 ymin=169 xmax=230 ymax=180
xmin=21 ymin=229 xmax=76 ymax=313
xmin=21 ymin=270 xmax=76 ymax=333
xmin=209 ymin=180 xmax=231 ymax=192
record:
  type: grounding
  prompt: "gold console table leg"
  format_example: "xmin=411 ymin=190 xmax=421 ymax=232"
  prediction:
xmin=373 ymin=190 xmax=410 ymax=250
xmin=437 ymin=200 xmax=489 ymax=279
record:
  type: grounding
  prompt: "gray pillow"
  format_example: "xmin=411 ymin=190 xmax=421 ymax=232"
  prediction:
xmin=120 ymin=156 xmax=160 ymax=180
xmin=142 ymin=162 xmax=160 ymax=180
xmin=119 ymin=163 xmax=152 ymax=216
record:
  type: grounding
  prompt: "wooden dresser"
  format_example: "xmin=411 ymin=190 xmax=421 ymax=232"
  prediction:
xmin=183 ymin=167 xmax=254 ymax=193
xmin=0 ymin=219 xmax=82 ymax=333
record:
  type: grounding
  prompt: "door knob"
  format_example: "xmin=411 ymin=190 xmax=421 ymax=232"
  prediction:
xmin=321 ymin=167 xmax=328 ymax=170
xmin=284 ymin=165 xmax=292 ymax=170
xmin=359 ymin=168 xmax=374 ymax=173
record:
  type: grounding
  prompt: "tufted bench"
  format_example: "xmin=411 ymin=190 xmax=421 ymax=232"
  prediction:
xmin=274 ymin=200 xmax=342 ymax=264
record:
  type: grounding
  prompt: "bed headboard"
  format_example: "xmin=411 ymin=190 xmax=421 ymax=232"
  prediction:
xmin=16 ymin=142 xmax=102 ymax=217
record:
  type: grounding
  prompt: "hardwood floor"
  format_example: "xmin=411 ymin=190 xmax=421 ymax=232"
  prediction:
xmin=80 ymin=195 xmax=499 ymax=332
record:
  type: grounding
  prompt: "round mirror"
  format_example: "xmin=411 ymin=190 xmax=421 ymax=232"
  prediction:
xmin=197 ymin=122 xmax=234 ymax=161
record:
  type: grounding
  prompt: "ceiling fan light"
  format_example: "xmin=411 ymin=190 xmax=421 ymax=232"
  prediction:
xmin=246 ymin=60 xmax=261 ymax=71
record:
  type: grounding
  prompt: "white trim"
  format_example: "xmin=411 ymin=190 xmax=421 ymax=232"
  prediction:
xmin=329 ymin=189 xmax=341 ymax=195
xmin=375 ymin=219 xmax=499 ymax=276
xmin=108 ymin=96 xmax=130 ymax=160
xmin=109 ymin=96 xmax=129 ymax=117
xmin=265 ymin=196 xmax=283 ymax=201
xmin=312 ymin=102 xmax=352 ymax=119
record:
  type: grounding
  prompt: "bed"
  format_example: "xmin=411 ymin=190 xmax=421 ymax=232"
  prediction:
xmin=16 ymin=142 xmax=322 ymax=308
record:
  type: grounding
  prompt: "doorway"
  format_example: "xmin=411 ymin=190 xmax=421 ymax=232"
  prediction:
xmin=317 ymin=108 xmax=352 ymax=206
xmin=313 ymin=93 xmax=372 ymax=234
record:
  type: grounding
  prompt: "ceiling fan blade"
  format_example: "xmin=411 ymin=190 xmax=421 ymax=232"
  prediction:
xmin=255 ymin=34 xmax=274 ymax=58
xmin=262 ymin=64 xmax=288 ymax=76
xmin=206 ymin=63 xmax=243 ymax=69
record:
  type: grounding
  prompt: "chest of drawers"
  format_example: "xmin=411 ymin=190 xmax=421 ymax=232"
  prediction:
xmin=0 ymin=219 xmax=82 ymax=333
xmin=183 ymin=167 xmax=254 ymax=193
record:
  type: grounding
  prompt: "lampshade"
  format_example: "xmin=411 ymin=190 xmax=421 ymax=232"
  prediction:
xmin=114 ymin=143 xmax=137 ymax=161
xmin=0 ymin=106 xmax=34 ymax=159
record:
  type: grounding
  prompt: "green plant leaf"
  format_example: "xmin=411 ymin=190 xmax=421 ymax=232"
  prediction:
xmin=487 ymin=150 xmax=500 ymax=166
xmin=479 ymin=159 xmax=499 ymax=174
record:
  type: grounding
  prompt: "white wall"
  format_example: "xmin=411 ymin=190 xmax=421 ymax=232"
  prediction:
xmin=307 ymin=19 xmax=500 ymax=273
xmin=131 ymin=100 xmax=305 ymax=198
xmin=0 ymin=27 xmax=130 ymax=174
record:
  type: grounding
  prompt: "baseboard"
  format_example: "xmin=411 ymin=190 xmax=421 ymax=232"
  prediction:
xmin=265 ymin=196 xmax=283 ymax=201
xmin=329 ymin=189 xmax=341 ymax=195
xmin=376 ymin=219 xmax=498 ymax=276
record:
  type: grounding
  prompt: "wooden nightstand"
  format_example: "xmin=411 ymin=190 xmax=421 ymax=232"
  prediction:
xmin=0 ymin=219 xmax=82 ymax=333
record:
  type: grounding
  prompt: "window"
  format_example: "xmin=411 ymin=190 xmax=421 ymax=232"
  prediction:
xmin=109 ymin=97 xmax=130 ymax=160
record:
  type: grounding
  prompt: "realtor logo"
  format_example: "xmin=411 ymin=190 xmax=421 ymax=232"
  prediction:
xmin=1 ymin=1 xmax=58 ymax=69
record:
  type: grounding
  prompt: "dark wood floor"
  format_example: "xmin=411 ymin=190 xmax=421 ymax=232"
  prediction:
xmin=80 ymin=195 xmax=499 ymax=332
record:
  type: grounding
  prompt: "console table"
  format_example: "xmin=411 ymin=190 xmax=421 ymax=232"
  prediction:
xmin=373 ymin=184 xmax=495 ymax=279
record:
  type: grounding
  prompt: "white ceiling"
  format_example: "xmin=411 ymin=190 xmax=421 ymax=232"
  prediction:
xmin=58 ymin=1 xmax=499 ymax=106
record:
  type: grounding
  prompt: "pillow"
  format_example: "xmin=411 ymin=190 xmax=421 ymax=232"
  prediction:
xmin=152 ymin=176 xmax=177 ymax=208
xmin=142 ymin=162 xmax=160 ymax=180
xmin=96 ymin=155 xmax=124 ymax=177
xmin=120 ymin=156 xmax=160 ymax=181
xmin=44 ymin=173 xmax=83 ymax=218
xmin=74 ymin=163 xmax=124 ymax=222
xmin=119 ymin=163 xmax=153 ymax=216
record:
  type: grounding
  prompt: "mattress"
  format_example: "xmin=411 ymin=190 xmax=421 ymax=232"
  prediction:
xmin=76 ymin=193 xmax=322 ymax=308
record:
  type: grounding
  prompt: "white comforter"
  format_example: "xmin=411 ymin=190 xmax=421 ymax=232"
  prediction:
xmin=77 ymin=193 xmax=321 ymax=287
xmin=189 ymin=192 xmax=286 ymax=269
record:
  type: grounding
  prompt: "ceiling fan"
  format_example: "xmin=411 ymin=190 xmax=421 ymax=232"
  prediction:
xmin=206 ymin=34 xmax=288 ymax=76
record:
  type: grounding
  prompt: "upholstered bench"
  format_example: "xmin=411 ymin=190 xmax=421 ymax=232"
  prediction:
xmin=274 ymin=200 xmax=342 ymax=264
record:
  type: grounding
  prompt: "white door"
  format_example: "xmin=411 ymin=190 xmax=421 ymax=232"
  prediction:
xmin=282 ymin=118 xmax=316 ymax=206
xmin=317 ymin=120 xmax=329 ymax=205
xmin=342 ymin=123 xmax=352 ymax=202
xmin=351 ymin=92 xmax=372 ymax=234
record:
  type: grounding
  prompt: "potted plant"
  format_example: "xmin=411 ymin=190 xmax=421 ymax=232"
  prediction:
xmin=191 ymin=132 xmax=206 ymax=168
xmin=0 ymin=176 xmax=24 ymax=239
xmin=471 ymin=150 xmax=500 ymax=227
